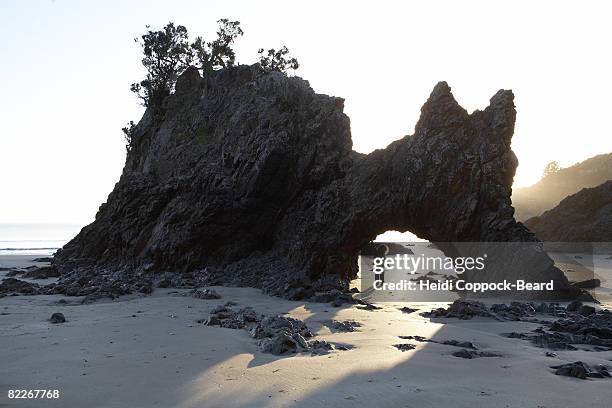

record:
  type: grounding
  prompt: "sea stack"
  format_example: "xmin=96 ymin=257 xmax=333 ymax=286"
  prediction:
xmin=54 ymin=65 xmax=578 ymax=299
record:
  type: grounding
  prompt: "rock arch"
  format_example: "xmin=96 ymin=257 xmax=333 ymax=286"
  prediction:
xmin=55 ymin=65 xmax=577 ymax=299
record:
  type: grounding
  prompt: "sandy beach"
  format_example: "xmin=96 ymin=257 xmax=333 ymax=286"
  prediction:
xmin=2 ymin=255 xmax=612 ymax=408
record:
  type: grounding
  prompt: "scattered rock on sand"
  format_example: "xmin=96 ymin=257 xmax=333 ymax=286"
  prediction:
xmin=442 ymin=340 xmax=477 ymax=349
xmin=421 ymin=300 xmax=498 ymax=320
xmin=202 ymin=306 xmax=344 ymax=356
xmin=399 ymin=335 xmax=428 ymax=342
xmin=192 ymin=288 xmax=221 ymax=300
xmin=0 ymin=278 xmax=41 ymax=296
xmin=551 ymin=361 xmax=611 ymax=379
xmin=328 ymin=320 xmax=362 ymax=332
xmin=49 ymin=313 xmax=66 ymax=324
xmin=22 ymin=266 xmax=60 ymax=279
xmin=504 ymin=306 xmax=612 ymax=351
xmin=398 ymin=306 xmax=418 ymax=314
xmin=393 ymin=343 xmax=417 ymax=351
xmin=311 ymin=289 xmax=354 ymax=306
xmin=490 ymin=302 xmax=536 ymax=320
xmin=398 ymin=335 xmax=477 ymax=349
xmin=452 ymin=349 xmax=501 ymax=359
xmin=356 ymin=302 xmax=382 ymax=311
xmin=31 ymin=257 xmax=54 ymax=262
xmin=258 ymin=333 xmax=306 ymax=355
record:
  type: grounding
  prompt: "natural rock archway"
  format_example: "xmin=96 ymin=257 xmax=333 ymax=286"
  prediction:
xmin=54 ymin=65 xmax=578 ymax=299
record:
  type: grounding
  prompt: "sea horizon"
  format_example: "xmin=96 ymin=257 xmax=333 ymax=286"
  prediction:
xmin=0 ymin=223 xmax=83 ymax=255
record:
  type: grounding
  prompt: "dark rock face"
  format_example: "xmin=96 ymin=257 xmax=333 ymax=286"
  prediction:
xmin=54 ymin=64 xmax=576 ymax=299
xmin=525 ymin=181 xmax=612 ymax=247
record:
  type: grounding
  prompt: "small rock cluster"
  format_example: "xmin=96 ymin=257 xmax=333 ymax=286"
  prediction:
xmin=504 ymin=305 xmax=612 ymax=352
xmin=551 ymin=361 xmax=611 ymax=379
xmin=421 ymin=300 xmax=499 ymax=320
xmin=21 ymin=266 xmax=60 ymax=279
xmin=356 ymin=302 xmax=382 ymax=311
xmin=421 ymin=299 xmax=603 ymax=323
xmin=192 ymin=288 xmax=221 ymax=300
xmin=328 ymin=320 xmax=361 ymax=332
xmin=398 ymin=306 xmax=418 ymax=314
xmin=393 ymin=343 xmax=417 ymax=351
xmin=49 ymin=312 xmax=66 ymax=324
xmin=201 ymin=305 xmax=346 ymax=355
xmin=399 ymin=335 xmax=477 ymax=350
xmin=0 ymin=278 xmax=41 ymax=297
xmin=310 ymin=290 xmax=355 ymax=307
xmin=452 ymin=349 xmax=501 ymax=359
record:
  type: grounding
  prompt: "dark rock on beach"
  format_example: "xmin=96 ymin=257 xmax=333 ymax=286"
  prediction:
xmin=0 ymin=278 xmax=41 ymax=297
xmin=192 ymin=288 xmax=221 ymax=300
xmin=399 ymin=335 xmax=477 ymax=350
xmin=22 ymin=266 xmax=60 ymax=279
xmin=452 ymin=349 xmax=501 ymax=359
xmin=356 ymin=302 xmax=382 ymax=311
xmin=503 ymin=305 xmax=612 ymax=351
xmin=442 ymin=340 xmax=477 ymax=349
xmin=393 ymin=343 xmax=417 ymax=352
xmin=421 ymin=300 xmax=498 ymax=320
xmin=201 ymin=305 xmax=343 ymax=356
xmin=328 ymin=320 xmax=361 ymax=332
xmin=32 ymin=257 xmax=54 ymax=263
xmin=50 ymin=64 xmax=579 ymax=300
xmin=49 ymin=312 xmax=66 ymax=324
xmin=551 ymin=361 xmax=611 ymax=379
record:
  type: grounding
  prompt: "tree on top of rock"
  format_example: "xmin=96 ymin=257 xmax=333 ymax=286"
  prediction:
xmin=130 ymin=19 xmax=244 ymax=108
xmin=130 ymin=22 xmax=193 ymax=108
xmin=190 ymin=19 xmax=244 ymax=75
xmin=257 ymin=46 xmax=299 ymax=74
xmin=125 ymin=19 xmax=299 ymax=150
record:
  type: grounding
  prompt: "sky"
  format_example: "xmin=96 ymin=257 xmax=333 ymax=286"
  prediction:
xmin=1 ymin=0 xmax=611 ymax=225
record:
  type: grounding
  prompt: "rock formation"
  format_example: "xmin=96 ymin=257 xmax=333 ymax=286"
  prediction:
xmin=53 ymin=64 xmax=580 ymax=299
xmin=525 ymin=181 xmax=612 ymax=252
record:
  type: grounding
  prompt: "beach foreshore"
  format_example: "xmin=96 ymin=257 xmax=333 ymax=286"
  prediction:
xmin=1 ymin=255 xmax=612 ymax=408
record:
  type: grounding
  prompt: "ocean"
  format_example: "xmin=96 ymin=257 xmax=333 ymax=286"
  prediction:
xmin=0 ymin=223 xmax=83 ymax=256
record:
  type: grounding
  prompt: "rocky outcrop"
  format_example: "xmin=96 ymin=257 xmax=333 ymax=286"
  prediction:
xmin=525 ymin=181 xmax=612 ymax=251
xmin=54 ymin=64 xmax=578 ymax=299
xmin=513 ymin=153 xmax=612 ymax=221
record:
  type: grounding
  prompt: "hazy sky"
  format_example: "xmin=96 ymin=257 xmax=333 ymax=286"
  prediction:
xmin=1 ymin=0 xmax=611 ymax=224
